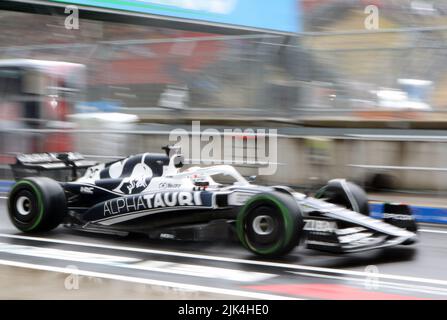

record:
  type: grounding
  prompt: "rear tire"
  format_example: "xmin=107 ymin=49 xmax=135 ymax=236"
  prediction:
xmin=8 ymin=177 xmax=67 ymax=232
xmin=236 ymin=192 xmax=304 ymax=258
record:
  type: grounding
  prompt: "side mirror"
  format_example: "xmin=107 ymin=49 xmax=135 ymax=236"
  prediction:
xmin=247 ymin=175 xmax=257 ymax=183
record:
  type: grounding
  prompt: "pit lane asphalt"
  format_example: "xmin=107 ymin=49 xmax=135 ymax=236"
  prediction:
xmin=0 ymin=198 xmax=446 ymax=300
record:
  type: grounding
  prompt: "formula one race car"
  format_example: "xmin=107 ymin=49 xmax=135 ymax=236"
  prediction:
xmin=7 ymin=146 xmax=418 ymax=257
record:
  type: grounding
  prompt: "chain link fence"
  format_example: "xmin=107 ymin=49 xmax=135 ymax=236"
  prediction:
xmin=1 ymin=8 xmax=447 ymax=118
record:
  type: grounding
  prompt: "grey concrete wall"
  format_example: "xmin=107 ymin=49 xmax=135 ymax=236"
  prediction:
xmin=72 ymin=131 xmax=447 ymax=191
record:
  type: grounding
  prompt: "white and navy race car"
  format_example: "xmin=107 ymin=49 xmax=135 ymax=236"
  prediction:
xmin=7 ymin=146 xmax=418 ymax=257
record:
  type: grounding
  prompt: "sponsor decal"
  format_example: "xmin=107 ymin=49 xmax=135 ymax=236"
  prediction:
xmin=160 ymin=233 xmax=176 ymax=239
xmin=304 ymin=220 xmax=337 ymax=233
xmin=103 ymin=192 xmax=204 ymax=216
xmin=228 ymin=192 xmax=254 ymax=206
xmin=351 ymin=235 xmax=385 ymax=247
xmin=80 ymin=186 xmax=94 ymax=195
xmin=18 ymin=153 xmax=54 ymax=163
xmin=18 ymin=152 xmax=83 ymax=163
xmin=113 ymin=160 xmax=153 ymax=195
xmin=338 ymin=232 xmax=373 ymax=244
xmin=383 ymin=213 xmax=414 ymax=221
xmin=159 ymin=182 xmax=182 ymax=189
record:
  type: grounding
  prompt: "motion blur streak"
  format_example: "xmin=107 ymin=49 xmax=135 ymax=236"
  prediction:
xmin=2 ymin=0 xmax=447 ymax=300
xmin=244 ymin=284 xmax=425 ymax=300
xmin=1 ymin=232 xmax=447 ymax=287
xmin=0 ymin=258 xmax=297 ymax=300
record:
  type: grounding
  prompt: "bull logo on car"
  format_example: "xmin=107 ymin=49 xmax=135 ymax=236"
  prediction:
xmin=113 ymin=163 xmax=153 ymax=195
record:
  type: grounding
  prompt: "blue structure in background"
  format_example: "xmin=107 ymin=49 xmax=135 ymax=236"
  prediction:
xmin=370 ymin=203 xmax=447 ymax=225
xmin=49 ymin=0 xmax=301 ymax=33
xmin=0 ymin=181 xmax=14 ymax=194
xmin=75 ymin=101 xmax=122 ymax=113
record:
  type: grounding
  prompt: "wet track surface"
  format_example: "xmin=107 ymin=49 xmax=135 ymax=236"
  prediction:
xmin=0 ymin=198 xmax=446 ymax=299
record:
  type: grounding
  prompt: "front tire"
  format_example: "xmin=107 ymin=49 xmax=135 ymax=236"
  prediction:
xmin=315 ymin=179 xmax=370 ymax=216
xmin=236 ymin=192 xmax=304 ymax=258
xmin=8 ymin=177 xmax=67 ymax=232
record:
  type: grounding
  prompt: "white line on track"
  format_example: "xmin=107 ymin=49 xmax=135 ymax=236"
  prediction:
xmin=0 ymin=259 xmax=297 ymax=300
xmin=0 ymin=241 xmax=276 ymax=283
xmin=419 ymin=228 xmax=447 ymax=235
xmin=1 ymin=233 xmax=447 ymax=287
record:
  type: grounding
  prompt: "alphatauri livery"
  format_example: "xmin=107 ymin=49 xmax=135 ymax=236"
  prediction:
xmin=7 ymin=146 xmax=418 ymax=257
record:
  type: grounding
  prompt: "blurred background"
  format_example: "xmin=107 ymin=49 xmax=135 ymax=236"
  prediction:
xmin=2 ymin=0 xmax=447 ymax=193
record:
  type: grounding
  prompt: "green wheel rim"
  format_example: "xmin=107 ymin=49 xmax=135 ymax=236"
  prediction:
xmin=10 ymin=180 xmax=44 ymax=232
xmin=237 ymin=194 xmax=295 ymax=255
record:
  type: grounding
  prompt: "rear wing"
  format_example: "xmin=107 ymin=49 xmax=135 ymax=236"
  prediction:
xmin=10 ymin=152 xmax=98 ymax=181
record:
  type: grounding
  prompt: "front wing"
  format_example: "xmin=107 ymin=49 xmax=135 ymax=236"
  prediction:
xmin=301 ymin=197 xmax=418 ymax=253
